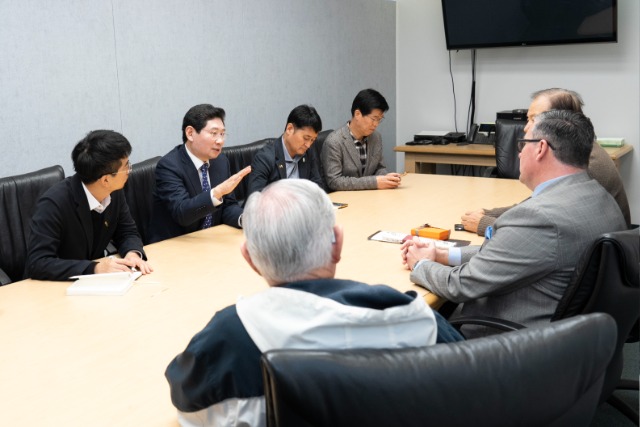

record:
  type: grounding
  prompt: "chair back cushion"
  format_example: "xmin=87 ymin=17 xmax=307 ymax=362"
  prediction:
xmin=0 ymin=165 xmax=65 ymax=284
xmin=552 ymin=227 xmax=640 ymax=402
xmin=222 ymin=139 xmax=270 ymax=204
xmin=494 ymin=119 xmax=525 ymax=179
xmin=261 ymin=313 xmax=616 ymax=427
xmin=123 ymin=156 xmax=161 ymax=245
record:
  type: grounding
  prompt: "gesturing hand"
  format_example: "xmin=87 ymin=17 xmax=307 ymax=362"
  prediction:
xmin=212 ymin=166 xmax=252 ymax=200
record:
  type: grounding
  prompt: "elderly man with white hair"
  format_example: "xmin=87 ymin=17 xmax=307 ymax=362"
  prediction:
xmin=166 ymin=179 xmax=462 ymax=427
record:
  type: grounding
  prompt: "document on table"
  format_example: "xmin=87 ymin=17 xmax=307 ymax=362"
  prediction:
xmin=66 ymin=271 xmax=142 ymax=296
xmin=368 ymin=230 xmax=469 ymax=248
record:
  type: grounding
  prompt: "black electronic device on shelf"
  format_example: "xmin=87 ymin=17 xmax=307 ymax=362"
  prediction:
xmin=467 ymin=123 xmax=496 ymax=145
xmin=410 ymin=130 xmax=466 ymax=146
xmin=497 ymin=109 xmax=528 ymax=121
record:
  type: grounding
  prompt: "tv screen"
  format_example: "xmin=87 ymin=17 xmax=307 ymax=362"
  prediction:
xmin=441 ymin=0 xmax=617 ymax=50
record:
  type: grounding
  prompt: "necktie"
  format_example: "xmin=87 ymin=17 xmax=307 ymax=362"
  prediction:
xmin=286 ymin=160 xmax=298 ymax=178
xmin=200 ymin=163 xmax=213 ymax=229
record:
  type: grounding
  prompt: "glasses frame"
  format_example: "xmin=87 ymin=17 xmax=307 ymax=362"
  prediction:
xmin=365 ymin=114 xmax=384 ymax=124
xmin=111 ymin=161 xmax=132 ymax=176
xmin=206 ymin=129 xmax=227 ymax=141
xmin=517 ymin=138 xmax=556 ymax=153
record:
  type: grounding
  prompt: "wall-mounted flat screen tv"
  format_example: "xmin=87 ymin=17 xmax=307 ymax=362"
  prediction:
xmin=441 ymin=0 xmax=617 ymax=50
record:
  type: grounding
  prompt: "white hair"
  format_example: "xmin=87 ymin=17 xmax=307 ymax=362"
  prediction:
xmin=242 ymin=179 xmax=335 ymax=284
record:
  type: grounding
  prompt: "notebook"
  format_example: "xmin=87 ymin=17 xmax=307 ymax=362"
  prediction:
xmin=66 ymin=271 xmax=141 ymax=296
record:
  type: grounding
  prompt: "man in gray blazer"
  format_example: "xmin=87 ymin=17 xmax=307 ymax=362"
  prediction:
xmin=401 ymin=110 xmax=627 ymax=338
xmin=321 ymin=89 xmax=402 ymax=191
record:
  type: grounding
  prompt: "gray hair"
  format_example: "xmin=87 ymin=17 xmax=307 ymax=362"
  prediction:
xmin=242 ymin=179 xmax=335 ymax=284
xmin=531 ymin=88 xmax=584 ymax=114
xmin=532 ymin=110 xmax=594 ymax=169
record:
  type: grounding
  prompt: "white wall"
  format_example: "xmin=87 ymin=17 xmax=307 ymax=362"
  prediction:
xmin=0 ymin=0 xmax=396 ymax=176
xmin=397 ymin=0 xmax=639 ymax=223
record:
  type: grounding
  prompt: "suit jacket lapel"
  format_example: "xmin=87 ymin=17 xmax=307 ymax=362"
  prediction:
xmin=298 ymin=153 xmax=309 ymax=179
xmin=179 ymin=144 xmax=203 ymax=195
xmin=341 ymin=126 xmax=363 ymax=177
xmin=71 ymin=175 xmax=94 ymax=257
xmin=274 ymin=139 xmax=287 ymax=179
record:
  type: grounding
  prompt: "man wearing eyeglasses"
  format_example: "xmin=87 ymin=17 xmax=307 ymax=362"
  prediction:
xmin=401 ymin=110 xmax=626 ymax=338
xmin=461 ymin=88 xmax=630 ymax=235
xmin=149 ymin=104 xmax=251 ymax=243
xmin=246 ymin=104 xmax=326 ymax=197
xmin=26 ymin=130 xmax=151 ymax=281
xmin=321 ymin=88 xmax=402 ymax=191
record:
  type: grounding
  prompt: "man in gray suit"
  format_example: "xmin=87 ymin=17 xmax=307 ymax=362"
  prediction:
xmin=321 ymin=89 xmax=402 ymax=191
xmin=401 ymin=110 xmax=627 ymax=338
xmin=461 ymin=88 xmax=631 ymax=234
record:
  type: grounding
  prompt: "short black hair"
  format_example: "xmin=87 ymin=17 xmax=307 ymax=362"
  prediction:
xmin=351 ymin=88 xmax=389 ymax=117
xmin=285 ymin=105 xmax=322 ymax=134
xmin=71 ymin=130 xmax=132 ymax=184
xmin=182 ymin=104 xmax=226 ymax=143
xmin=532 ymin=110 xmax=594 ymax=169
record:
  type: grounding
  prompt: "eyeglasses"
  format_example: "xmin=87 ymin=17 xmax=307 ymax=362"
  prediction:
xmin=206 ymin=129 xmax=227 ymax=141
xmin=111 ymin=161 xmax=132 ymax=175
xmin=516 ymin=139 xmax=556 ymax=153
xmin=366 ymin=115 xmax=384 ymax=124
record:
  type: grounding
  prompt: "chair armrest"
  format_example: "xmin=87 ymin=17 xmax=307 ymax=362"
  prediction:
xmin=482 ymin=167 xmax=497 ymax=178
xmin=0 ymin=267 xmax=12 ymax=286
xmin=449 ymin=316 xmax=526 ymax=333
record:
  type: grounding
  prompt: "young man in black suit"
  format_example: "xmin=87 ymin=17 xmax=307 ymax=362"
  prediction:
xmin=149 ymin=104 xmax=251 ymax=243
xmin=26 ymin=130 xmax=152 ymax=281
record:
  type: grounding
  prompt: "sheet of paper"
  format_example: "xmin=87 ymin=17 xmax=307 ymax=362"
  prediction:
xmin=66 ymin=271 xmax=141 ymax=296
xmin=367 ymin=230 xmax=458 ymax=248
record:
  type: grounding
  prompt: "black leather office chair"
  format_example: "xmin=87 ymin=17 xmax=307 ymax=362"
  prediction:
xmin=123 ymin=156 xmax=161 ymax=245
xmin=0 ymin=165 xmax=65 ymax=285
xmin=489 ymin=119 xmax=526 ymax=179
xmin=552 ymin=227 xmax=640 ymax=423
xmin=312 ymin=129 xmax=332 ymax=192
xmin=261 ymin=314 xmax=616 ymax=427
xmin=451 ymin=228 xmax=640 ymax=423
xmin=221 ymin=138 xmax=270 ymax=204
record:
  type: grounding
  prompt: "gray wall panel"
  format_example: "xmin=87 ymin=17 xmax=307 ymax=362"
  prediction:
xmin=0 ymin=1 xmax=121 ymax=174
xmin=1 ymin=0 xmax=396 ymax=176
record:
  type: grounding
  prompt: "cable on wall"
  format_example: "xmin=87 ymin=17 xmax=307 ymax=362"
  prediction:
xmin=466 ymin=49 xmax=477 ymax=136
xmin=448 ymin=50 xmax=458 ymax=132
xmin=110 ymin=0 xmax=124 ymax=131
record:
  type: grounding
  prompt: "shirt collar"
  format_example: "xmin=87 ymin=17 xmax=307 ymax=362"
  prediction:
xmin=532 ymin=174 xmax=572 ymax=197
xmin=347 ymin=121 xmax=368 ymax=144
xmin=281 ymin=137 xmax=301 ymax=163
xmin=185 ymin=144 xmax=207 ymax=170
xmin=81 ymin=182 xmax=111 ymax=213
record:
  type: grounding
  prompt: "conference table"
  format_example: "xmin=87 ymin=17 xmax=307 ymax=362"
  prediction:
xmin=395 ymin=143 xmax=634 ymax=174
xmin=0 ymin=173 xmax=531 ymax=427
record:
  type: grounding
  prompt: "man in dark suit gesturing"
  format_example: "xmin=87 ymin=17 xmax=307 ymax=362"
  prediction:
xmin=149 ymin=104 xmax=251 ymax=243
xmin=26 ymin=130 xmax=152 ymax=281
